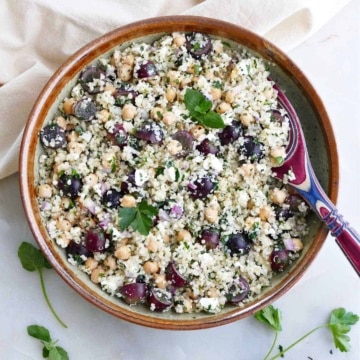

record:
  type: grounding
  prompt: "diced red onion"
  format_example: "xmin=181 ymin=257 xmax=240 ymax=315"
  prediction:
xmin=170 ymin=204 xmax=183 ymax=219
xmin=187 ymin=182 xmax=197 ymax=190
xmin=40 ymin=201 xmax=51 ymax=211
xmin=158 ymin=209 xmax=170 ymax=222
xmin=283 ymin=238 xmax=295 ymax=252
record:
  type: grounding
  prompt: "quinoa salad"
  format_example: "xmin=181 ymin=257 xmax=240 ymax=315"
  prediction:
xmin=36 ymin=32 xmax=309 ymax=314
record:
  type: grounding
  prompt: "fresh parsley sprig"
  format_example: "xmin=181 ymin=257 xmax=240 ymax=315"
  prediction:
xmin=254 ymin=305 xmax=359 ymax=359
xmin=27 ymin=325 xmax=69 ymax=360
xmin=119 ymin=200 xmax=158 ymax=235
xmin=18 ymin=242 xmax=67 ymax=328
xmin=184 ymin=88 xmax=225 ymax=129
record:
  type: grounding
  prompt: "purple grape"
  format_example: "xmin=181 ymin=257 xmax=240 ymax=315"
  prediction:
xmin=40 ymin=124 xmax=66 ymax=149
xmin=119 ymin=282 xmax=147 ymax=305
xmin=270 ymin=248 xmax=290 ymax=272
xmin=187 ymin=176 xmax=215 ymax=199
xmin=218 ymin=121 xmax=242 ymax=145
xmin=58 ymin=173 xmax=83 ymax=200
xmin=135 ymin=122 xmax=164 ymax=144
xmin=84 ymin=229 xmax=107 ymax=252
xmin=198 ymin=229 xmax=220 ymax=250
xmin=135 ymin=60 xmax=158 ymax=79
xmin=113 ymin=87 xmax=138 ymax=105
xmin=172 ymin=131 xmax=194 ymax=156
xmin=73 ymin=98 xmax=97 ymax=121
xmin=102 ymin=188 xmax=122 ymax=208
xmin=285 ymin=194 xmax=303 ymax=212
xmin=275 ymin=207 xmax=293 ymax=221
xmin=226 ymin=232 xmax=252 ymax=255
xmin=185 ymin=32 xmax=212 ymax=59
xmin=148 ymin=287 xmax=172 ymax=312
xmin=196 ymin=139 xmax=218 ymax=155
xmin=66 ymin=240 xmax=92 ymax=261
xmin=165 ymin=261 xmax=188 ymax=288
xmin=238 ymin=136 xmax=265 ymax=162
xmin=107 ymin=124 xmax=128 ymax=147
xmin=79 ymin=66 xmax=106 ymax=94
xmin=226 ymin=277 xmax=250 ymax=303
xmin=121 ymin=170 xmax=136 ymax=193
xmin=271 ymin=109 xmax=286 ymax=124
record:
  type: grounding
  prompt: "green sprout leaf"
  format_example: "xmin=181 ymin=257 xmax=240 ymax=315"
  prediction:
xmin=254 ymin=305 xmax=282 ymax=332
xmin=119 ymin=200 xmax=159 ymax=235
xmin=18 ymin=242 xmax=67 ymax=328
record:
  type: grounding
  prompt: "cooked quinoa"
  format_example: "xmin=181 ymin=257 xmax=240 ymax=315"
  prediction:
xmin=36 ymin=32 xmax=309 ymax=314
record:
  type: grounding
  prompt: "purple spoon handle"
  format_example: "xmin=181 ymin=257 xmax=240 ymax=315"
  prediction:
xmin=273 ymin=85 xmax=360 ymax=276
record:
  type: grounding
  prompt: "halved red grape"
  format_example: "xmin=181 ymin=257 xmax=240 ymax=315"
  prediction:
xmin=172 ymin=131 xmax=194 ymax=156
xmin=79 ymin=66 xmax=106 ymax=94
xmin=275 ymin=206 xmax=293 ymax=221
xmin=185 ymin=32 xmax=212 ymax=59
xmin=165 ymin=261 xmax=188 ymax=288
xmin=198 ymin=229 xmax=220 ymax=250
xmin=270 ymin=248 xmax=290 ymax=272
xmin=271 ymin=109 xmax=286 ymax=124
xmin=226 ymin=232 xmax=252 ymax=255
xmin=187 ymin=176 xmax=215 ymax=200
xmin=66 ymin=240 xmax=92 ymax=261
xmin=73 ymin=98 xmax=97 ymax=121
xmin=285 ymin=194 xmax=303 ymax=212
xmin=226 ymin=277 xmax=250 ymax=303
xmin=196 ymin=139 xmax=218 ymax=155
xmin=218 ymin=121 xmax=242 ymax=145
xmin=135 ymin=122 xmax=164 ymax=144
xmin=238 ymin=136 xmax=265 ymax=162
xmin=135 ymin=60 xmax=158 ymax=79
xmin=148 ymin=287 xmax=172 ymax=312
xmin=102 ymin=188 xmax=122 ymax=208
xmin=58 ymin=173 xmax=83 ymax=200
xmin=40 ymin=124 xmax=66 ymax=149
xmin=84 ymin=229 xmax=107 ymax=252
xmin=113 ymin=87 xmax=138 ymax=105
xmin=107 ymin=124 xmax=128 ymax=147
xmin=119 ymin=282 xmax=147 ymax=305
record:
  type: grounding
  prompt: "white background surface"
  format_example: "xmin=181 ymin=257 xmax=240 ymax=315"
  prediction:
xmin=0 ymin=1 xmax=359 ymax=359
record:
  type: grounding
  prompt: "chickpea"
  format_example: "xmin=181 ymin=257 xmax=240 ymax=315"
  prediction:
xmin=146 ymin=238 xmax=158 ymax=253
xmin=56 ymin=218 xmax=71 ymax=231
xmin=189 ymin=125 xmax=205 ymax=139
xmin=150 ymin=106 xmax=163 ymax=121
xmin=167 ymin=139 xmax=182 ymax=156
xmin=143 ymin=261 xmax=159 ymax=274
xmin=154 ymin=274 xmax=167 ymax=289
xmin=91 ymin=266 xmax=105 ymax=283
xmin=263 ymin=87 xmax=274 ymax=99
xmin=270 ymin=188 xmax=287 ymax=205
xmin=177 ymin=229 xmax=192 ymax=242
xmin=62 ymin=98 xmax=75 ymax=115
xmin=162 ymin=111 xmax=177 ymax=126
xmin=104 ymin=256 xmax=117 ymax=270
xmin=240 ymin=113 xmax=254 ymax=127
xmin=166 ymin=70 xmax=181 ymax=87
xmin=173 ymin=34 xmax=186 ymax=47
xmin=205 ymin=69 xmax=215 ymax=80
xmin=163 ymin=234 xmax=171 ymax=244
xmin=259 ymin=205 xmax=273 ymax=221
xmin=240 ymin=163 xmax=255 ymax=177
xmin=66 ymin=130 xmax=79 ymax=142
xmin=101 ymin=152 xmax=116 ymax=170
xmin=85 ymin=257 xmax=99 ymax=272
xmin=104 ymin=83 xmax=116 ymax=94
xmin=165 ymin=87 xmax=177 ymax=102
xmin=216 ymin=101 xmax=231 ymax=114
xmin=204 ymin=206 xmax=219 ymax=223
xmin=230 ymin=67 xmax=239 ymax=80
xmin=67 ymin=141 xmax=85 ymax=155
xmin=120 ymin=194 xmax=136 ymax=208
xmin=80 ymin=217 xmax=96 ymax=230
xmin=182 ymin=298 xmax=193 ymax=313
xmin=123 ymin=54 xmax=135 ymax=66
xmin=115 ymin=245 xmax=131 ymax=260
xmin=84 ymin=173 xmax=98 ymax=186
xmin=210 ymin=87 xmax=222 ymax=100
xmin=225 ymin=90 xmax=236 ymax=104
xmin=122 ymin=103 xmax=137 ymax=121
xmin=58 ymin=234 xmax=71 ymax=247
xmin=117 ymin=64 xmax=132 ymax=81
xmin=270 ymin=147 xmax=286 ymax=164
xmin=207 ymin=288 xmax=219 ymax=298
xmin=244 ymin=216 xmax=256 ymax=230
xmin=97 ymin=109 xmax=110 ymax=123
xmin=247 ymin=199 xmax=255 ymax=210
xmin=37 ymin=184 xmax=52 ymax=198
xmin=292 ymin=238 xmax=304 ymax=252
xmin=65 ymin=211 xmax=78 ymax=225
xmin=55 ymin=116 xmax=67 ymax=129
xmin=60 ymin=197 xmax=72 ymax=210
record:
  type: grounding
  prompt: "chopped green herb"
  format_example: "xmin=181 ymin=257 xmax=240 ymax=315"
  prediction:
xmin=18 ymin=242 xmax=67 ymax=328
xmin=27 ymin=325 xmax=69 ymax=360
xmin=212 ymin=80 xmax=222 ymax=89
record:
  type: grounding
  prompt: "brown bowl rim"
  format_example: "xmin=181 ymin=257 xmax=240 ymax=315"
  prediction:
xmin=19 ymin=15 xmax=339 ymax=330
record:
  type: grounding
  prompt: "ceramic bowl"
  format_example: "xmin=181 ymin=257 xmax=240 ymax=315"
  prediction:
xmin=19 ymin=16 xmax=338 ymax=330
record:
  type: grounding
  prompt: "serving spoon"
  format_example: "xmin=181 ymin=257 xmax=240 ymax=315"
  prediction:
xmin=273 ymin=85 xmax=360 ymax=276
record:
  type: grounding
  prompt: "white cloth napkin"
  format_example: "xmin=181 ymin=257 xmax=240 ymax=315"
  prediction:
xmin=0 ymin=0 xmax=350 ymax=179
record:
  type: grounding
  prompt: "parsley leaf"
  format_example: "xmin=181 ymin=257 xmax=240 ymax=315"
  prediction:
xmin=184 ymin=88 xmax=225 ymax=129
xmin=27 ymin=325 xmax=69 ymax=360
xmin=119 ymin=201 xmax=158 ymax=235
xmin=255 ymin=305 xmax=282 ymax=332
xmin=328 ymin=308 xmax=359 ymax=352
xmin=18 ymin=242 xmax=67 ymax=328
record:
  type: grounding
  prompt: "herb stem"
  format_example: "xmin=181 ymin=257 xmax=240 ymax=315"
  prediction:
xmin=268 ymin=325 xmax=327 ymax=360
xmin=38 ymin=268 xmax=67 ymax=328
xmin=264 ymin=331 xmax=278 ymax=360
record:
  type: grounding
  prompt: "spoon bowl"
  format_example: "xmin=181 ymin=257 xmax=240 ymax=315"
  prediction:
xmin=273 ymin=85 xmax=360 ymax=275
